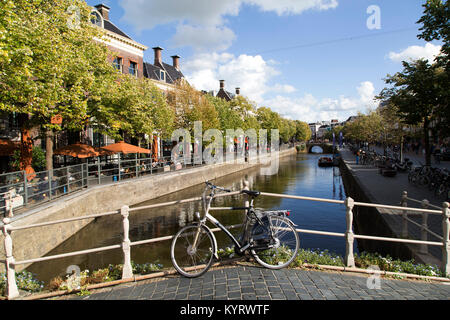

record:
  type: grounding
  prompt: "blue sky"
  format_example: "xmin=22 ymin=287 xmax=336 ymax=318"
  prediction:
xmin=86 ymin=0 xmax=443 ymax=123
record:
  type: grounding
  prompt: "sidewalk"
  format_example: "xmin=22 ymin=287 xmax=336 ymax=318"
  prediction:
xmin=339 ymin=147 xmax=446 ymax=266
xmin=370 ymin=146 xmax=450 ymax=170
xmin=56 ymin=265 xmax=450 ymax=301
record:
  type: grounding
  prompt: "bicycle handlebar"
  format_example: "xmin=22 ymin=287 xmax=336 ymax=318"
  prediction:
xmin=205 ymin=181 xmax=231 ymax=193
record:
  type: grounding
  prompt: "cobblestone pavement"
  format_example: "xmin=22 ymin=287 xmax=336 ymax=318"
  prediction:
xmin=60 ymin=265 xmax=450 ymax=301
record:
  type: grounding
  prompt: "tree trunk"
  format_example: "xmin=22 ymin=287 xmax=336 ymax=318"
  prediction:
xmin=46 ymin=129 xmax=54 ymax=171
xmin=18 ymin=114 xmax=35 ymax=180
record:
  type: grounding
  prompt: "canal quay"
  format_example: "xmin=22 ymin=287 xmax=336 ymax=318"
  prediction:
xmin=8 ymin=147 xmax=446 ymax=302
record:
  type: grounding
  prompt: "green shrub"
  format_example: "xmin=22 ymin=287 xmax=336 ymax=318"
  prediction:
xmin=293 ymin=249 xmax=345 ymax=267
xmin=0 ymin=271 xmax=44 ymax=296
xmin=354 ymin=252 xmax=445 ymax=277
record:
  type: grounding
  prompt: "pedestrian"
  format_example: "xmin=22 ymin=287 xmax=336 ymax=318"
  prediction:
xmin=356 ymin=149 xmax=360 ymax=165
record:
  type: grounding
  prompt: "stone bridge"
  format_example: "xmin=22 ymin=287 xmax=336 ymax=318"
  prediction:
xmin=305 ymin=143 xmax=335 ymax=154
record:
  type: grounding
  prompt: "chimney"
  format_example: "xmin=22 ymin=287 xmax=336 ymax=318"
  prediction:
xmin=153 ymin=47 xmax=163 ymax=67
xmin=171 ymin=55 xmax=180 ymax=70
xmin=95 ymin=4 xmax=110 ymax=20
xmin=219 ymin=80 xmax=225 ymax=89
xmin=235 ymin=87 xmax=240 ymax=95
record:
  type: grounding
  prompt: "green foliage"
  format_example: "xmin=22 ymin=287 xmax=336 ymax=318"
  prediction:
xmin=355 ymin=252 xmax=446 ymax=277
xmin=0 ymin=271 xmax=44 ymax=296
xmin=417 ymin=0 xmax=450 ymax=65
xmin=93 ymin=75 xmax=175 ymax=140
xmin=292 ymin=249 xmax=345 ymax=267
xmin=167 ymin=81 xmax=220 ymax=136
xmin=9 ymin=146 xmax=46 ymax=172
xmin=47 ymin=261 xmax=164 ymax=293
xmin=295 ymin=121 xmax=312 ymax=142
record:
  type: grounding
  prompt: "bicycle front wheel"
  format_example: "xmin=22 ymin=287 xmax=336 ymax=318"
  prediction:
xmin=170 ymin=224 xmax=216 ymax=278
xmin=251 ymin=216 xmax=299 ymax=269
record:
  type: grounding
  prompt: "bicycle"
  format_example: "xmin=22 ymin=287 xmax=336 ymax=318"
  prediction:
xmin=170 ymin=181 xmax=300 ymax=278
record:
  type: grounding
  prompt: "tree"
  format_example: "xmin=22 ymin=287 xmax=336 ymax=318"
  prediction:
xmin=417 ymin=0 xmax=449 ymax=69
xmin=0 ymin=0 xmax=118 ymax=172
xmin=342 ymin=112 xmax=383 ymax=148
xmin=417 ymin=0 xmax=450 ymax=139
xmin=378 ymin=60 xmax=443 ymax=165
xmin=208 ymin=95 xmax=243 ymax=135
xmin=256 ymin=107 xmax=282 ymax=142
xmin=294 ymin=121 xmax=312 ymax=142
xmin=167 ymin=81 xmax=220 ymax=136
xmin=93 ymin=75 xmax=175 ymax=142
xmin=229 ymin=96 xmax=260 ymax=132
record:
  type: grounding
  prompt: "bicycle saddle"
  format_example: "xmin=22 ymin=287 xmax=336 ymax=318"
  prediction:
xmin=242 ymin=190 xmax=261 ymax=198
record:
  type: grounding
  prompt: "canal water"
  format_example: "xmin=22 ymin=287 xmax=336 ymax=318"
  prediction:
xmin=27 ymin=152 xmax=355 ymax=285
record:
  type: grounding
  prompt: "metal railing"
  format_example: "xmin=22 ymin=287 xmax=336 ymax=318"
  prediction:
xmin=0 ymin=143 xmax=296 ymax=217
xmin=1 ymin=181 xmax=449 ymax=299
xmin=0 ymin=164 xmax=87 ymax=217
xmin=399 ymin=191 xmax=448 ymax=255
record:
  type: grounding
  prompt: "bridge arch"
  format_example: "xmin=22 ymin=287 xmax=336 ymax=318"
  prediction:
xmin=306 ymin=143 xmax=334 ymax=154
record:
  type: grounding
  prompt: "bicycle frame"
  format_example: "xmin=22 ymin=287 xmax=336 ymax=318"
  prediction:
xmin=191 ymin=186 xmax=270 ymax=258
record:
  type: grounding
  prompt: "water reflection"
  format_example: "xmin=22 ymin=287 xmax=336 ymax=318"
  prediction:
xmin=27 ymin=153 xmax=352 ymax=285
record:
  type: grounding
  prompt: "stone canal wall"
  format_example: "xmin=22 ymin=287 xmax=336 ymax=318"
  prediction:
xmin=1 ymin=148 xmax=296 ymax=272
xmin=338 ymin=148 xmax=441 ymax=266
xmin=339 ymin=158 xmax=415 ymax=261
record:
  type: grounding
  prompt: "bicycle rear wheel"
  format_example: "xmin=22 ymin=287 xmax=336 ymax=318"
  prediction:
xmin=170 ymin=224 xmax=216 ymax=278
xmin=251 ymin=216 xmax=299 ymax=269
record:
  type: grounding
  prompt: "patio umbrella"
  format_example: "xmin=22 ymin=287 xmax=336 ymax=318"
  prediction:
xmin=100 ymin=141 xmax=151 ymax=155
xmin=0 ymin=139 xmax=20 ymax=157
xmin=94 ymin=147 xmax=116 ymax=157
xmin=54 ymin=142 xmax=99 ymax=159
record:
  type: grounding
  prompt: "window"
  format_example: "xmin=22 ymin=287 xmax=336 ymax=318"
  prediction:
xmin=113 ymin=57 xmax=123 ymax=73
xmin=129 ymin=61 xmax=138 ymax=77
xmin=160 ymin=70 xmax=165 ymax=82
xmin=90 ymin=11 xmax=102 ymax=27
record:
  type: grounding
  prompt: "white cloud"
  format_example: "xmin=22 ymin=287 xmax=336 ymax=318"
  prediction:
xmin=262 ymin=81 xmax=378 ymax=123
xmin=119 ymin=0 xmax=338 ymax=51
xmin=119 ymin=0 xmax=242 ymax=31
xmin=388 ymin=43 xmax=442 ymax=63
xmin=183 ymin=51 xmax=375 ymax=123
xmin=184 ymin=52 xmax=283 ymax=103
xmin=246 ymin=0 xmax=338 ymax=15
xmin=171 ymin=24 xmax=236 ymax=52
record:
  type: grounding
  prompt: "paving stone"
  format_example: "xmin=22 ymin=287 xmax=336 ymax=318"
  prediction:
xmin=61 ymin=265 xmax=450 ymax=301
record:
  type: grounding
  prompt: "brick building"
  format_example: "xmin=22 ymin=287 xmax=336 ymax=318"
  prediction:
xmin=206 ymin=80 xmax=241 ymax=102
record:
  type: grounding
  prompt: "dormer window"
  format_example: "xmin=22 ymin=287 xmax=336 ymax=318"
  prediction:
xmin=160 ymin=70 xmax=166 ymax=82
xmin=129 ymin=61 xmax=138 ymax=77
xmin=90 ymin=11 xmax=103 ymax=27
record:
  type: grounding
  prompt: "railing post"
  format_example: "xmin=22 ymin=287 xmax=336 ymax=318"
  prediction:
xmin=7 ymin=192 xmax=13 ymax=218
xmin=420 ymin=199 xmax=429 ymax=255
xmin=118 ymin=156 xmax=121 ymax=181
xmin=121 ymin=205 xmax=133 ymax=279
xmin=97 ymin=158 xmax=101 ymax=185
xmin=48 ymin=171 xmax=53 ymax=200
xmin=23 ymin=171 xmax=28 ymax=206
xmin=401 ymin=191 xmax=408 ymax=238
xmin=243 ymin=180 xmax=250 ymax=209
xmin=2 ymin=218 xmax=19 ymax=299
xmin=67 ymin=167 xmax=70 ymax=192
xmin=135 ymin=155 xmax=139 ymax=178
xmin=345 ymin=197 xmax=355 ymax=268
xmin=442 ymin=202 xmax=450 ymax=276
